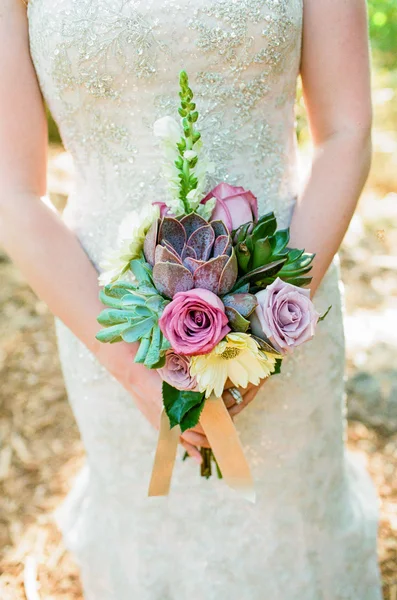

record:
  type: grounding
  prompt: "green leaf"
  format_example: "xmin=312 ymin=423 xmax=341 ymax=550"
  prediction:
xmin=318 ymin=304 xmax=332 ymax=322
xmin=134 ymin=335 xmax=151 ymax=364
xmin=162 ymin=382 xmax=205 ymax=430
xmin=252 ymin=237 xmax=273 ymax=269
xmin=99 ymin=289 xmax=125 ymax=309
xmin=225 ymin=306 xmax=250 ymax=332
xmin=235 ymin=243 xmax=251 ymax=272
xmin=179 ymin=398 xmax=206 ymax=433
xmin=97 ymin=308 xmax=135 ymax=326
xmin=285 ymin=248 xmax=304 ymax=262
xmin=252 ymin=218 xmax=277 ymax=240
xmin=144 ymin=325 xmax=162 ymax=368
xmin=272 ymin=358 xmax=283 ymax=375
xmin=234 ymin=258 xmax=287 ymax=288
xmin=150 ymin=355 xmax=166 ymax=369
xmin=121 ymin=292 xmax=148 ymax=306
xmin=95 ymin=322 xmax=131 ymax=343
xmin=160 ymin=334 xmax=172 ymax=352
xmin=129 ymin=259 xmax=153 ymax=284
xmin=269 ymin=229 xmax=290 ymax=254
xmin=121 ymin=317 xmax=155 ymax=343
xmin=104 ymin=281 xmax=137 ymax=296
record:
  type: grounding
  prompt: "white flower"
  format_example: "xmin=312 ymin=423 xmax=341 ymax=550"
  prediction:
xmin=196 ymin=196 xmax=216 ymax=221
xmin=153 ymin=116 xmax=181 ymax=145
xmin=183 ymin=150 xmax=197 ymax=161
xmin=98 ymin=204 xmax=159 ymax=286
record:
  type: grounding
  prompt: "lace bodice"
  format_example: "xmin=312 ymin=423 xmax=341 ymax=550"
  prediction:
xmin=28 ymin=0 xmax=302 ymax=268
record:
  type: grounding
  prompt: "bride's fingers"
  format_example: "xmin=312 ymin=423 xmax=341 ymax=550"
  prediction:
xmin=182 ymin=429 xmax=211 ymax=448
xmin=228 ymin=386 xmax=258 ymax=418
xmin=180 ymin=438 xmax=203 ymax=464
xmin=222 ymin=389 xmax=236 ymax=408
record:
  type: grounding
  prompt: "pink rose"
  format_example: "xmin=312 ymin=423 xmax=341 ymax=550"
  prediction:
xmin=249 ymin=278 xmax=320 ymax=355
xmin=159 ymin=288 xmax=230 ymax=356
xmin=157 ymin=351 xmax=197 ymax=391
xmin=152 ymin=201 xmax=172 ymax=218
xmin=202 ymin=182 xmax=258 ymax=231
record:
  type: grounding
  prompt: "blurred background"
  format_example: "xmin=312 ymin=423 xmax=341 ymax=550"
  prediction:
xmin=1 ymin=2 xmax=396 ymax=598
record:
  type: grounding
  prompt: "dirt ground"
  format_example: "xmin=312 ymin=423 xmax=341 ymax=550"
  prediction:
xmin=1 ymin=112 xmax=397 ymax=599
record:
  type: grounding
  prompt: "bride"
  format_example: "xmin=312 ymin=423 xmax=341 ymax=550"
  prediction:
xmin=0 ymin=0 xmax=382 ymax=598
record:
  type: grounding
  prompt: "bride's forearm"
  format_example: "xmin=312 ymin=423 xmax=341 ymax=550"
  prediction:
xmin=289 ymin=128 xmax=372 ymax=296
xmin=0 ymin=191 xmax=137 ymax=377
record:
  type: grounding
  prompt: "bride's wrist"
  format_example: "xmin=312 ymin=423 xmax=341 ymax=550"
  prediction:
xmin=95 ymin=338 xmax=139 ymax=384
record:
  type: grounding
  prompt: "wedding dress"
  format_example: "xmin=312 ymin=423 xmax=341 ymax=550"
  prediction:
xmin=27 ymin=0 xmax=382 ymax=598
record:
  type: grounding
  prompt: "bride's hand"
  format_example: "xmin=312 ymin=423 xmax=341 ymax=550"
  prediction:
xmin=187 ymin=378 xmax=269 ymax=447
xmin=222 ymin=378 xmax=269 ymax=418
xmin=98 ymin=342 xmax=208 ymax=463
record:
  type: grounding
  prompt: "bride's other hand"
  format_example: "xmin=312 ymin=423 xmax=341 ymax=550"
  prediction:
xmin=98 ymin=343 xmax=206 ymax=462
xmin=223 ymin=378 xmax=269 ymax=418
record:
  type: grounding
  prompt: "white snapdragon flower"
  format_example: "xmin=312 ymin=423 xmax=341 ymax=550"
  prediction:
xmin=153 ymin=116 xmax=181 ymax=145
xmin=183 ymin=149 xmax=197 ymax=161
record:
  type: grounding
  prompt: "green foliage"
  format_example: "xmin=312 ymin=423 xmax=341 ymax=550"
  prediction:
xmin=162 ymin=382 xmax=205 ymax=432
xmin=176 ymin=70 xmax=202 ymax=212
xmin=368 ymin=0 xmax=397 ymax=68
xmin=96 ymin=259 xmax=171 ymax=368
xmin=233 ymin=212 xmax=315 ymax=290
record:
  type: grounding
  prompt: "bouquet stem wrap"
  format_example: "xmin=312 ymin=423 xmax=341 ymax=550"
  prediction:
xmin=148 ymin=395 xmax=256 ymax=502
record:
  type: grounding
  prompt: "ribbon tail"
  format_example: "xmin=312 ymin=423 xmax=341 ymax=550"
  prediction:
xmin=200 ymin=394 xmax=256 ymax=503
xmin=148 ymin=408 xmax=180 ymax=497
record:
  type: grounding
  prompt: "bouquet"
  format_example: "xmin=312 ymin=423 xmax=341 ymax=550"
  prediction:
xmin=96 ymin=71 xmax=329 ymax=499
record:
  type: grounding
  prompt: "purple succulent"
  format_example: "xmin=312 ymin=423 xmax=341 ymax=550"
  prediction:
xmin=143 ymin=213 xmax=238 ymax=299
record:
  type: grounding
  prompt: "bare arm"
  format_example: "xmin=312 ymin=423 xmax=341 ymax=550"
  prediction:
xmin=0 ymin=1 xmax=205 ymax=458
xmin=290 ymin=0 xmax=372 ymax=295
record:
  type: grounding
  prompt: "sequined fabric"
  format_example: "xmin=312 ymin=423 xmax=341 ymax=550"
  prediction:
xmin=27 ymin=1 xmax=382 ymax=598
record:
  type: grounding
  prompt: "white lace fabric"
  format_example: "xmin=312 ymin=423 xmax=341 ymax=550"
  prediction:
xmin=27 ymin=1 xmax=382 ymax=598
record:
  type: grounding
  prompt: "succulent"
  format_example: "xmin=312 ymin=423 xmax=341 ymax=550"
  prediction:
xmin=233 ymin=212 xmax=315 ymax=289
xmin=96 ymin=259 xmax=171 ymax=369
xmin=222 ymin=292 xmax=258 ymax=333
xmin=143 ymin=213 xmax=238 ymax=299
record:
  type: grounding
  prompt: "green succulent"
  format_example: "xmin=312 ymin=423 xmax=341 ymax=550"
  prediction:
xmin=96 ymin=259 xmax=171 ymax=369
xmin=233 ymin=212 xmax=315 ymax=289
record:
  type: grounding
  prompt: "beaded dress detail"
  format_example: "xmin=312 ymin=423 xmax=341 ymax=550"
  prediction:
xmin=28 ymin=1 xmax=382 ymax=598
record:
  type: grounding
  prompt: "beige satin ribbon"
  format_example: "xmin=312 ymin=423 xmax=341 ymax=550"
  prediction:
xmin=148 ymin=409 xmax=181 ymax=497
xmin=148 ymin=395 xmax=255 ymax=502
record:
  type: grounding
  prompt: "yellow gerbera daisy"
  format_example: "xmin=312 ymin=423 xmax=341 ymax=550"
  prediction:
xmin=190 ymin=332 xmax=277 ymax=399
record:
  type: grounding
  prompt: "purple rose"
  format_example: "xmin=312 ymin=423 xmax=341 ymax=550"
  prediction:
xmin=159 ymin=288 xmax=230 ymax=356
xmin=157 ymin=351 xmax=197 ymax=391
xmin=249 ymin=278 xmax=320 ymax=355
xmin=202 ymin=182 xmax=258 ymax=231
